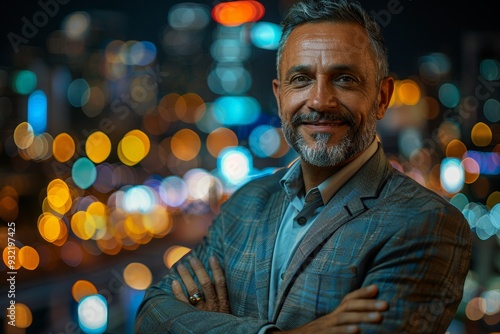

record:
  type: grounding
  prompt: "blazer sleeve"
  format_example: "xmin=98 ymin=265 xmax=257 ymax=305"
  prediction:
xmin=358 ymin=203 xmax=472 ymax=333
xmin=134 ymin=200 xmax=271 ymax=334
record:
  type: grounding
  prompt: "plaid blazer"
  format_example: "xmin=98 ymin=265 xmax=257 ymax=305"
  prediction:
xmin=135 ymin=144 xmax=472 ymax=333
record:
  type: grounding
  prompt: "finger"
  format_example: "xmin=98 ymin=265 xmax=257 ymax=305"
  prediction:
xmin=341 ymin=299 xmax=388 ymax=312
xmin=176 ymin=262 xmax=200 ymax=298
xmin=172 ymin=279 xmax=189 ymax=303
xmin=190 ymin=257 xmax=218 ymax=310
xmin=343 ymin=285 xmax=379 ymax=301
xmin=209 ymin=256 xmax=230 ymax=313
xmin=333 ymin=311 xmax=384 ymax=325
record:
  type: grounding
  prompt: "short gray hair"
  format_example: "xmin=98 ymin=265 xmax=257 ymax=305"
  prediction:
xmin=276 ymin=0 xmax=389 ymax=82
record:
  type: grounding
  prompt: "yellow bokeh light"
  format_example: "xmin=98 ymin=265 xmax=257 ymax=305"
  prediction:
xmin=206 ymin=127 xmax=238 ymax=158
xmin=38 ymin=213 xmax=62 ymax=243
xmin=47 ymin=178 xmax=72 ymax=214
xmin=163 ymin=245 xmax=191 ymax=269
xmin=53 ymin=132 xmax=76 ymax=162
xmin=118 ymin=129 xmax=150 ymax=166
xmin=72 ymin=280 xmax=98 ymax=302
xmin=86 ymin=131 xmax=112 ymax=163
xmin=86 ymin=202 xmax=108 ymax=240
xmin=142 ymin=206 xmax=172 ymax=236
xmin=13 ymin=122 xmax=34 ymax=149
xmin=3 ymin=246 xmax=21 ymax=270
xmin=19 ymin=246 xmax=40 ymax=270
xmin=171 ymin=129 xmax=201 ymax=161
xmin=123 ymin=262 xmax=153 ymax=290
xmin=9 ymin=303 xmax=33 ymax=328
xmin=71 ymin=211 xmax=96 ymax=240
xmin=446 ymin=139 xmax=467 ymax=159
xmin=471 ymin=122 xmax=493 ymax=147
xmin=398 ymin=79 xmax=421 ymax=105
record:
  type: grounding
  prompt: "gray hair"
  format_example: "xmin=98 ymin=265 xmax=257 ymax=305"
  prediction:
xmin=276 ymin=0 xmax=389 ymax=82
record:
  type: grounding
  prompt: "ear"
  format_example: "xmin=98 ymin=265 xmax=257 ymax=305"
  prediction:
xmin=272 ymin=78 xmax=281 ymax=117
xmin=376 ymin=76 xmax=394 ymax=120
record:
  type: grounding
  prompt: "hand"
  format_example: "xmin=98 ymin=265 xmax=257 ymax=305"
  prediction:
xmin=270 ymin=285 xmax=387 ymax=334
xmin=172 ymin=256 xmax=230 ymax=313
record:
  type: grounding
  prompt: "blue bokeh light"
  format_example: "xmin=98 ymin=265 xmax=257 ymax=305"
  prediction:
xmin=27 ymin=90 xmax=47 ymax=135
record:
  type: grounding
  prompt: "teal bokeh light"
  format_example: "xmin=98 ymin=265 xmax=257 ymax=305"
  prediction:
xmin=27 ymin=90 xmax=47 ymax=135
xmin=250 ymin=22 xmax=282 ymax=50
xmin=72 ymin=157 xmax=97 ymax=189
xmin=13 ymin=70 xmax=37 ymax=95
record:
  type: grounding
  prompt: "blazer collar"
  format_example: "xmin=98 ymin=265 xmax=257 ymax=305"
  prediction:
xmin=272 ymin=143 xmax=394 ymax=320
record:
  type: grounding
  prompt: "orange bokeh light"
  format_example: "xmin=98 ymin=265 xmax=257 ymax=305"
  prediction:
xmin=212 ymin=1 xmax=265 ymax=27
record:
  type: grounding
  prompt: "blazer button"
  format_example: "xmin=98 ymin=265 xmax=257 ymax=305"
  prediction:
xmin=297 ymin=216 xmax=307 ymax=226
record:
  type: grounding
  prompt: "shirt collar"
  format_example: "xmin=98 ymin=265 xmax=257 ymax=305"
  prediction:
xmin=280 ymin=138 xmax=379 ymax=205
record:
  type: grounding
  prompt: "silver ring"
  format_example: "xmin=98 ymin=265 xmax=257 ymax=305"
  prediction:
xmin=189 ymin=292 xmax=203 ymax=305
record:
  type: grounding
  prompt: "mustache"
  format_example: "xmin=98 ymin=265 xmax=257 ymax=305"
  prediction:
xmin=290 ymin=110 xmax=356 ymax=128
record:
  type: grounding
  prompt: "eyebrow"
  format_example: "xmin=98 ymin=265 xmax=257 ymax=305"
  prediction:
xmin=283 ymin=64 xmax=360 ymax=81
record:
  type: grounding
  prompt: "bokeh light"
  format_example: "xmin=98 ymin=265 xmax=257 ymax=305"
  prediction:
xmin=27 ymin=90 xmax=48 ymax=134
xmin=86 ymin=131 xmax=112 ymax=163
xmin=53 ymin=133 xmax=76 ymax=163
xmin=441 ymin=158 xmax=464 ymax=194
xmin=212 ymin=1 xmax=265 ymax=27
xmin=78 ymin=295 xmax=107 ymax=334
xmin=12 ymin=70 xmax=37 ymax=95
xmin=72 ymin=157 xmax=97 ymax=189
xmin=123 ymin=262 xmax=153 ymax=290
xmin=163 ymin=246 xmax=191 ymax=269
xmin=72 ymin=280 xmax=99 ymax=302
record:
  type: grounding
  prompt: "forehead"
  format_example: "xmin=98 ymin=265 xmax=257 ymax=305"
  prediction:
xmin=280 ymin=22 xmax=374 ymax=69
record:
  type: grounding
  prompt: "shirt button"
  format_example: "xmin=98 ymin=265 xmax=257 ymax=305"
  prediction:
xmin=297 ymin=216 xmax=307 ymax=226
xmin=280 ymin=273 xmax=284 ymax=280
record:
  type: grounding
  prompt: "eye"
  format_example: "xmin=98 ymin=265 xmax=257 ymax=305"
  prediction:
xmin=335 ymin=75 xmax=358 ymax=84
xmin=290 ymin=75 xmax=311 ymax=85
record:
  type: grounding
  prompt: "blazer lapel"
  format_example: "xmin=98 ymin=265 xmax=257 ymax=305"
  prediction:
xmin=254 ymin=175 xmax=289 ymax=319
xmin=272 ymin=145 xmax=392 ymax=319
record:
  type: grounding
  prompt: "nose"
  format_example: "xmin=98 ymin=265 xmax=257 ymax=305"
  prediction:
xmin=306 ymin=78 xmax=338 ymax=112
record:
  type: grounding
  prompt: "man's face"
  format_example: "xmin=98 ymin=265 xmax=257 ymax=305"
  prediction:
xmin=273 ymin=22 xmax=393 ymax=167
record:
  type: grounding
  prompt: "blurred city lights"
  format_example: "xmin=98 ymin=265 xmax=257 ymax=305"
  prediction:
xmin=218 ymin=147 xmax=253 ymax=185
xmin=250 ymin=22 xmax=282 ymax=50
xmin=163 ymin=245 xmax=191 ymax=269
xmin=441 ymin=158 xmax=465 ymax=194
xmin=12 ymin=70 xmax=37 ymax=95
xmin=72 ymin=157 xmax=97 ymax=189
xmin=27 ymin=90 xmax=47 ymax=134
xmin=123 ymin=262 xmax=153 ymax=290
xmin=1 ymin=2 xmax=499 ymax=333
xmin=212 ymin=1 xmax=265 ymax=27
xmin=72 ymin=280 xmax=99 ymax=302
xmin=78 ymin=294 xmax=108 ymax=334
xmin=213 ymin=96 xmax=261 ymax=125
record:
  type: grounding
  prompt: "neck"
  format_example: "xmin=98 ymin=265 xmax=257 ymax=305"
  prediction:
xmin=300 ymin=152 xmax=361 ymax=192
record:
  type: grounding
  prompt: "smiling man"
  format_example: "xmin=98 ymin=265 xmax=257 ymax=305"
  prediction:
xmin=135 ymin=1 xmax=472 ymax=333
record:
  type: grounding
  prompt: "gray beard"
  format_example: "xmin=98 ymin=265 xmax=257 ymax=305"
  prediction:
xmin=281 ymin=110 xmax=377 ymax=167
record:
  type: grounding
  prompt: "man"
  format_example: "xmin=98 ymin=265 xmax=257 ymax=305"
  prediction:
xmin=135 ymin=0 xmax=472 ymax=332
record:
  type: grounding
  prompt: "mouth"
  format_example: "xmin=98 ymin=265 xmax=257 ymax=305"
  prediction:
xmin=301 ymin=119 xmax=346 ymax=127
xmin=293 ymin=112 xmax=354 ymax=129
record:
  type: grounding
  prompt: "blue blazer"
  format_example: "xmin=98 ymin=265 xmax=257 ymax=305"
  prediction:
xmin=135 ymin=144 xmax=472 ymax=333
